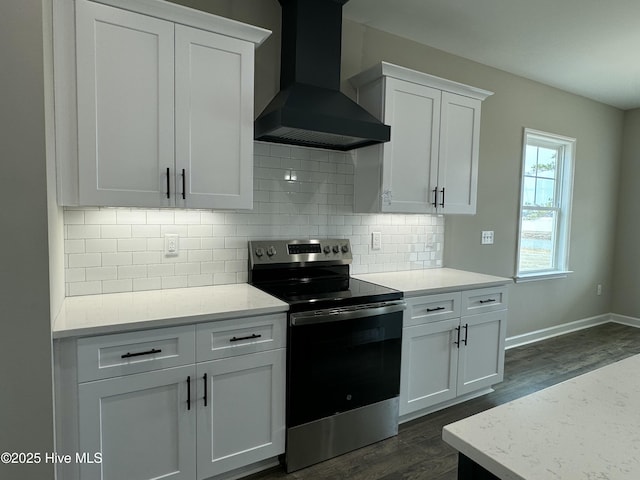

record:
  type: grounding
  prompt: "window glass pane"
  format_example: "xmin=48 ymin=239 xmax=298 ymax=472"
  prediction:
xmin=523 ymin=176 xmax=536 ymax=206
xmin=536 ymin=147 xmax=557 ymax=179
xmin=535 ymin=178 xmax=555 ymax=206
xmin=524 ymin=145 xmax=538 ymax=175
xmin=519 ymin=209 xmax=556 ymax=272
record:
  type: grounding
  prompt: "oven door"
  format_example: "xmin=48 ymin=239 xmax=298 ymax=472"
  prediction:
xmin=287 ymin=301 xmax=405 ymax=428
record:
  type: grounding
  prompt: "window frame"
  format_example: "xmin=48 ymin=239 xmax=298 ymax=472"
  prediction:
xmin=515 ymin=128 xmax=576 ymax=282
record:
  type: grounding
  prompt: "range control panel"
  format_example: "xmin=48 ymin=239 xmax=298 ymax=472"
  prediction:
xmin=249 ymin=239 xmax=352 ymax=267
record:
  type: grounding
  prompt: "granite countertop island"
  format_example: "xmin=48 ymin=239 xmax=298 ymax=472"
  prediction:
xmin=354 ymin=268 xmax=511 ymax=296
xmin=52 ymin=283 xmax=288 ymax=339
xmin=443 ymin=353 xmax=640 ymax=479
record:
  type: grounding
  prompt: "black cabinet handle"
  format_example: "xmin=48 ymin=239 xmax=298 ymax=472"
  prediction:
xmin=181 ymin=169 xmax=186 ymax=200
xmin=479 ymin=298 xmax=497 ymax=304
xmin=439 ymin=187 xmax=445 ymax=207
xmin=454 ymin=326 xmax=461 ymax=348
xmin=187 ymin=376 xmax=191 ymax=411
xmin=432 ymin=187 xmax=438 ymax=208
xmin=166 ymin=167 xmax=170 ymax=199
xmin=463 ymin=323 xmax=469 ymax=346
xmin=426 ymin=306 xmax=446 ymax=313
xmin=121 ymin=348 xmax=162 ymax=359
xmin=229 ymin=334 xmax=262 ymax=342
xmin=203 ymin=373 xmax=208 ymax=407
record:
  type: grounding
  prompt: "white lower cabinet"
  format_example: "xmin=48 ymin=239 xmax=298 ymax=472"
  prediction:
xmin=400 ymin=287 xmax=507 ymax=418
xmin=197 ymin=350 xmax=285 ymax=479
xmin=78 ymin=365 xmax=197 ymax=480
xmin=70 ymin=314 xmax=286 ymax=480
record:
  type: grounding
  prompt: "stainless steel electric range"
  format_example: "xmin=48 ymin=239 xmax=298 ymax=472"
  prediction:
xmin=248 ymin=239 xmax=405 ymax=472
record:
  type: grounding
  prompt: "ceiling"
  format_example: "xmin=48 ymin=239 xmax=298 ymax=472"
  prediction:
xmin=343 ymin=0 xmax=640 ymax=110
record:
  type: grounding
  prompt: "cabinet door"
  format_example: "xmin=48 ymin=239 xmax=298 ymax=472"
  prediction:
xmin=75 ymin=0 xmax=175 ymax=207
xmin=381 ymin=78 xmax=441 ymax=213
xmin=196 ymin=349 xmax=285 ymax=479
xmin=437 ymin=92 xmax=482 ymax=214
xmin=175 ymin=25 xmax=254 ymax=209
xmin=399 ymin=318 xmax=459 ymax=416
xmin=457 ymin=311 xmax=506 ymax=396
xmin=78 ymin=365 xmax=196 ymax=480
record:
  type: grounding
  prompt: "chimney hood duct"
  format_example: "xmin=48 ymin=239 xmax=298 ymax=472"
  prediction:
xmin=254 ymin=0 xmax=390 ymax=151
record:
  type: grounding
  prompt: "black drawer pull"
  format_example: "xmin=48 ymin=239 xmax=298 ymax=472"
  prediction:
xmin=463 ymin=323 xmax=469 ymax=346
xmin=426 ymin=306 xmax=446 ymax=313
xmin=454 ymin=326 xmax=461 ymax=347
xmin=203 ymin=373 xmax=208 ymax=407
xmin=121 ymin=348 xmax=162 ymax=359
xmin=229 ymin=334 xmax=262 ymax=343
xmin=479 ymin=298 xmax=497 ymax=304
xmin=187 ymin=376 xmax=191 ymax=411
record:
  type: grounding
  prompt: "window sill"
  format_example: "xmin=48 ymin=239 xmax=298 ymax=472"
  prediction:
xmin=513 ymin=271 xmax=573 ymax=283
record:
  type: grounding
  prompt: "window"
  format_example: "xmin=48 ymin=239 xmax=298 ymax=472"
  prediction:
xmin=516 ymin=129 xmax=575 ymax=280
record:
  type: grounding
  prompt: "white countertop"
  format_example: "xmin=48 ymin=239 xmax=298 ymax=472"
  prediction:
xmin=53 ymin=283 xmax=288 ymax=339
xmin=442 ymin=353 xmax=640 ymax=480
xmin=354 ymin=268 xmax=511 ymax=296
xmin=53 ymin=268 xmax=510 ymax=339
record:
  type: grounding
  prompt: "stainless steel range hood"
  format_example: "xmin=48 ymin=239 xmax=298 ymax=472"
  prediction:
xmin=254 ymin=0 xmax=390 ymax=151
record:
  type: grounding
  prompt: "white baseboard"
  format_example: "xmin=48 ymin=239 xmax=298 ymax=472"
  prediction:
xmin=505 ymin=314 xmax=613 ymax=349
xmin=610 ymin=313 xmax=640 ymax=328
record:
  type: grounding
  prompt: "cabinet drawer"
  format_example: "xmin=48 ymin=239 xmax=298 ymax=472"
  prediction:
xmin=77 ymin=325 xmax=196 ymax=382
xmin=196 ymin=314 xmax=286 ymax=362
xmin=405 ymin=292 xmax=461 ymax=327
xmin=461 ymin=287 xmax=508 ymax=315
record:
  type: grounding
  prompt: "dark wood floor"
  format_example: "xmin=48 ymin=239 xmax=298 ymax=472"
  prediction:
xmin=244 ymin=322 xmax=640 ymax=480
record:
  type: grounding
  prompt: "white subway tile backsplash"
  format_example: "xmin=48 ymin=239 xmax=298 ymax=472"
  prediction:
xmin=85 ymin=239 xmax=117 ymax=253
xmin=117 ymin=210 xmax=147 ymax=224
xmin=102 ymin=252 xmax=133 ymax=266
xmin=68 ymin=281 xmax=102 ymax=296
xmin=65 ymin=239 xmax=85 ymax=254
xmin=68 ymin=253 xmax=101 ymax=268
xmin=161 ymin=276 xmax=188 ymax=289
xmin=85 ymin=266 xmax=118 ymax=281
xmin=133 ymin=277 xmax=161 ymax=292
xmin=67 ymin=225 xmax=100 ymax=239
xmin=132 ymin=225 xmax=161 ymax=238
xmin=103 ymin=279 xmax=133 ymax=294
xmin=117 ymin=238 xmax=148 ymax=252
xmin=63 ymin=142 xmax=444 ymax=295
xmin=85 ymin=209 xmax=116 ymax=225
xmin=101 ymin=225 xmax=131 ymax=238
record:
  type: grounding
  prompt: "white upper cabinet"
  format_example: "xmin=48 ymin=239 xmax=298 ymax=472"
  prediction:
xmin=349 ymin=62 xmax=492 ymax=215
xmin=54 ymin=0 xmax=270 ymax=208
xmin=174 ymin=25 xmax=255 ymax=209
xmin=75 ymin=1 xmax=176 ymax=208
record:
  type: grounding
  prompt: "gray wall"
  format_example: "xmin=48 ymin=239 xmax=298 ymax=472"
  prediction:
xmin=612 ymin=108 xmax=640 ymax=317
xmin=0 ymin=0 xmax=55 ymax=478
xmin=171 ymin=0 xmax=624 ymax=338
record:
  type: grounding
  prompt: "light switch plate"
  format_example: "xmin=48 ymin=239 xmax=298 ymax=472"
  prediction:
xmin=372 ymin=231 xmax=382 ymax=251
xmin=481 ymin=231 xmax=494 ymax=245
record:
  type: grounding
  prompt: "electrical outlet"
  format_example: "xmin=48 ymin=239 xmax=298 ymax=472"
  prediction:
xmin=372 ymin=231 xmax=382 ymax=251
xmin=597 ymin=284 xmax=602 ymax=296
xmin=481 ymin=231 xmax=494 ymax=245
xmin=164 ymin=234 xmax=179 ymax=257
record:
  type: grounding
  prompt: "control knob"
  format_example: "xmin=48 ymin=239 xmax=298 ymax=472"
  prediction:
xmin=266 ymin=246 xmax=277 ymax=257
xmin=323 ymin=245 xmax=331 ymax=254
xmin=341 ymin=244 xmax=349 ymax=253
xmin=255 ymin=247 xmax=265 ymax=258
xmin=332 ymin=245 xmax=340 ymax=254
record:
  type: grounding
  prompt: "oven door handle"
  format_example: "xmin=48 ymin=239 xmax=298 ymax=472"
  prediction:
xmin=290 ymin=300 xmax=406 ymax=326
